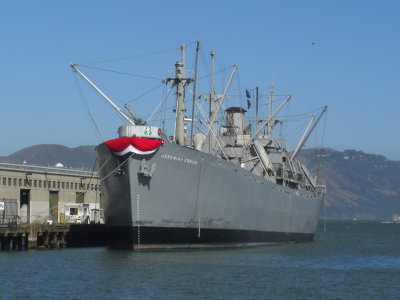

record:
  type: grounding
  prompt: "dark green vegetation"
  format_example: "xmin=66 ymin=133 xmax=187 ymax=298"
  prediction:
xmin=1 ymin=145 xmax=399 ymax=220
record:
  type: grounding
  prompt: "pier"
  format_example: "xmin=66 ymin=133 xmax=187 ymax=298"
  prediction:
xmin=0 ymin=223 xmax=107 ymax=251
xmin=0 ymin=162 xmax=107 ymax=251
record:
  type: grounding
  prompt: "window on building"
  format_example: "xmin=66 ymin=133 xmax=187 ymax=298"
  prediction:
xmin=19 ymin=179 xmax=22 ymax=186
xmin=43 ymin=180 xmax=47 ymax=188
xmin=57 ymin=182 xmax=60 ymax=189
xmin=8 ymin=178 xmax=11 ymax=186
xmin=24 ymin=179 xmax=28 ymax=187
xmin=28 ymin=179 xmax=32 ymax=186
xmin=69 ymin=207 xmax=78 ymax=216
xmin=13 ymin=178 xmax=17 ymax=186
xmin=53 ymin=181 xmax=56 ymax=189
xmin=34 ymin=180 xmax=37 ymax=187
xmin=39 ymin=180 xmax=42 ymax=188
xmin=76 ymin=192 xmax=84 ymax=204
xmin=62 ymin=182 xmax=65 ymax=189
xmin=66 ymin=182 xmax=69 ymax=189
xmin=2 ymin=177 xmax=6 ymax=185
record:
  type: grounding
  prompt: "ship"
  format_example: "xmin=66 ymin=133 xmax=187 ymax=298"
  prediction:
xmin=393 ymin=214 xmax=400 ymax=223
xmin=71 ymin=42 xmax=327 ymax=250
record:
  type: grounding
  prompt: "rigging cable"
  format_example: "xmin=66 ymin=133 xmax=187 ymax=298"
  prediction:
xmin=76 ymin=46 xmax=181 ymax=65
xmin=72 ymin=69 xmax=104 ymax=143
xmin=75 ymin=65 xmax=163 ymax=81
xmin=199 ymin=47 xmax=212 ymax=90
xmin=147 ymin=85 xmax=174 ymax=123
xmin=125 ymin=83 xmax=164 ymax=105
xmin=198 ymin=65 xmax=234 ymax=81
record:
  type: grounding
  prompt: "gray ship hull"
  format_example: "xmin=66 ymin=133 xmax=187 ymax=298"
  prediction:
xmin=96 ymin=142 xmax=323 ymax=250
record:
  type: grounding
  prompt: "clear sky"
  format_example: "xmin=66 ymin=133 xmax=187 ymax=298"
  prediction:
xmin=1 ymin=0 xmax=399 ymax=160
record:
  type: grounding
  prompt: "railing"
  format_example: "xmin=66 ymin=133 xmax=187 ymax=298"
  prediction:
xmin=0 ymin=215 xmax=19 ymax=225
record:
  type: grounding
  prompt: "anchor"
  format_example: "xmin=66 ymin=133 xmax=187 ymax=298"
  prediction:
xmin=138 ymin=159 xmax=156 ymax=178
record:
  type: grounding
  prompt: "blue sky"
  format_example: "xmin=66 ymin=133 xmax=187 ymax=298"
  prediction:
xmin=1 ymin=0 xmax=399 ymax=160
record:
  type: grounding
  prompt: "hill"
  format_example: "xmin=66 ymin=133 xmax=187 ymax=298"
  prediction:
xmin=299 ymin=148 xmax=400 ymax=220
xmin=1 ymin=145 xmax=399 ymax=220
xmin=0 ymin=144 xmax=96 ymax=170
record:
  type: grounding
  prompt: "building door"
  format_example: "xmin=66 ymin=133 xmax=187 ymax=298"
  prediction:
xmin=49 ymin=191 xmax=59 ymax=223
xmin=20 ymin=189 xmax=30 ymax=223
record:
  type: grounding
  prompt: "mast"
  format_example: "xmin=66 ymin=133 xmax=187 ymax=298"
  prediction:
xmin=255 ymin=86 xmax=259 ymax=131
xmin=267 ymin=85 xmax=274 ymax=137
xmin=175 ymin=44 xmax=186 ymax=145
xmin=190 ymin=40 xmax=200 ymax=147
xmin=208 ymin=50 xmax=216 ymax=152
xmin=210 ymin=50 xmax=216 ymax=120
xmin=165 ymin=45 xmax=193 ymax=145
xmin=200 ymin=50 xmax=223 ymax=152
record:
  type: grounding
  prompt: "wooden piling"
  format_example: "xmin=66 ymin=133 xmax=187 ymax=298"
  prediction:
xmin=1 ymin=223 xmax=107 ymax=251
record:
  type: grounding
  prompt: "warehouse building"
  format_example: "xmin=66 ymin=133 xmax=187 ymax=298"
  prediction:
xmin=0 ymin=162 xmax=103 ymax=224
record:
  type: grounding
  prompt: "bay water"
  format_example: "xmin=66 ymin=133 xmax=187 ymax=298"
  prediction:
xmin=0 ymin=221 xmax=399 ymax=299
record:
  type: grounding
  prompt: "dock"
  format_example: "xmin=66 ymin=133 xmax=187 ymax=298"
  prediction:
xmin=0 ymin=223 xmax=107 ymax=251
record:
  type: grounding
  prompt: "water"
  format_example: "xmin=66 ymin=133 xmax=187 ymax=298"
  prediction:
xmin=0 ymin=221 xmax=399 ymax=299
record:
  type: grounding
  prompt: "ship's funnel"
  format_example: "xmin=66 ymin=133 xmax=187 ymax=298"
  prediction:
xmin=225 ymin=107 xmax=246 ymax=134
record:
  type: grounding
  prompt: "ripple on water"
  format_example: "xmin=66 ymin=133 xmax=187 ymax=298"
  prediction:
xmin=0 ymin=221 xmax=399 ymax=299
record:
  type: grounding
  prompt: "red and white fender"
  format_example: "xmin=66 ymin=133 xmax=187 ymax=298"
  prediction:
xmin=105 ymin=137 xmax=164 ymax=156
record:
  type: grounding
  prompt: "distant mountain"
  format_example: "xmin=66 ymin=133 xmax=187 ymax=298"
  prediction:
xmin=0 ymin=144 xmax=96 ymax=170
xmin=299 ymin=148 xmax=400 ymax=221
xmin=1 ymin=145 xmax=399 ymax=220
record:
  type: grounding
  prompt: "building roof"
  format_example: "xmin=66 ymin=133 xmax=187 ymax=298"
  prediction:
xmin=0 ymin=162 xmax=97 ymax=178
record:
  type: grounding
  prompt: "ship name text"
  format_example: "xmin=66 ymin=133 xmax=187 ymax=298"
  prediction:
xmin=161 ymin=154 xmax=198 ymax=165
